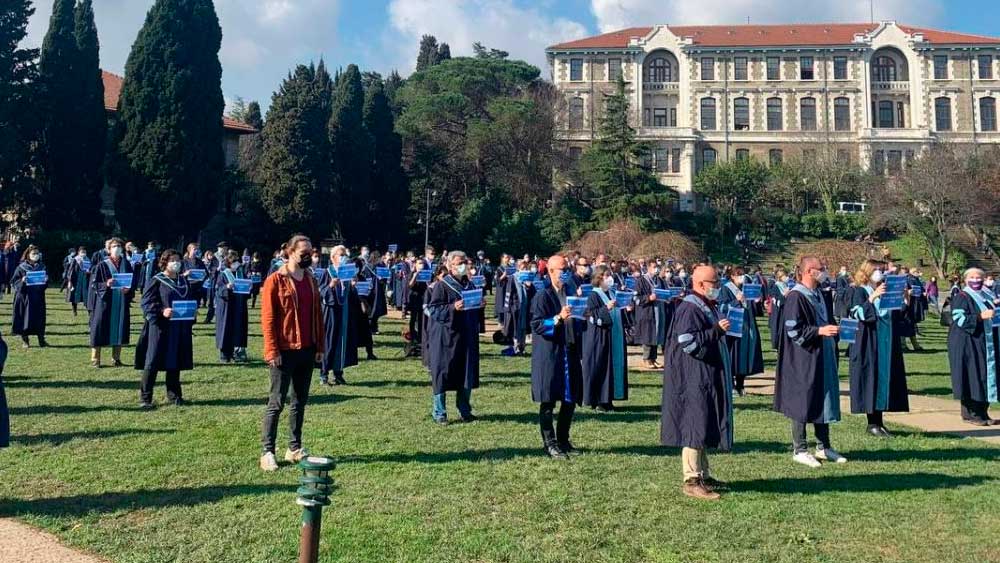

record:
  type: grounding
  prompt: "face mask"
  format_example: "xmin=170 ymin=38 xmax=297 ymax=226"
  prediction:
xmin=706 ymin=286 xmax=721 ymax=300
xmin=298 ymin=255 xmax=311 ymax=269
xmin=969 ymin=279 xmax=984 ymax=291
xmin=230 ymin=263 xmax=240 ymax=271
xmin=167 ymin=261 xmax=182 ymax=274
xmin=650 ymin=267 xmax=659 ymax=276
xmin=816 ymin=270 xmax=830 ymax=284
xmin=787 ymin=279 xmax=796 ymax=289
xmin=679 ymin=271 xmax=688 ymax=279
xmin=110 ymin=246 xmax=123 ymax=259
xmin=455 ymin=264 xmax=467 ymax=277
xmin=986 ymin=279 xmax=995 ymax=289
xmin=870 ymin=270 xmax=884 ymax=284
xmin=217 ymin=248 xmax=225 ymax=256
xmin=361 ymin=251 xmax=369 ymax=259
xmin=76 ymin=255 xmax=84 ymax=262
xmin=530 ymin=267 xmax=538 ymax=274
xmin=311 ymin=257 xmax=320 ymax=266
xmin=29 ymin=253 xmax=40 ymax=262
xmin=602 ymin=276 xmax=614 ymax=290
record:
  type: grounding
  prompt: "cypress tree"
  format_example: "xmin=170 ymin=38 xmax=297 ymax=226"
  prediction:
xmin=363 ymin=78 xmax=407 ymax=244
xmin=73 ymin=0 xmax=106 ymax=230
xmin=0 ymin=0 xmax=39 ymax=214
xmin=110 ymin=0 xmax=225 ymax=243
xmin=328 ymin=63 xmax=372 ymax=242
xmin=436 ymin=43 xmax=451 ymax=62
xmin=415 ymin=35 xmax=439 ymax=71
xmin=237 ymin=100 xmax=263 ymax=182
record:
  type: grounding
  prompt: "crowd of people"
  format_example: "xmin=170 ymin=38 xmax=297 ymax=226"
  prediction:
xmin=0 ymin=234 xmax=996 ymax=503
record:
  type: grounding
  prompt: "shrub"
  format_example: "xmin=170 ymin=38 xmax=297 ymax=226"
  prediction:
xmin=630 ymin=231 xmax=704 ymax=263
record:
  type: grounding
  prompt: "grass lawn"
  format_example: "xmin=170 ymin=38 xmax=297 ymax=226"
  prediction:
xmin=0 ymin=294 xmax=997 ymax=563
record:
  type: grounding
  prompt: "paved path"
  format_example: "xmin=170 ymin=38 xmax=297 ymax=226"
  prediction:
xmin=0 ymin=519 xmax=106 ymax=563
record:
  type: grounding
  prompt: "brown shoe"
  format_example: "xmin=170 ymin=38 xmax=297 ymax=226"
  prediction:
xmin=682 ymin=478 xmax=721 ymax=500
xmin=703 ymin=477 xmax=729 ymax=491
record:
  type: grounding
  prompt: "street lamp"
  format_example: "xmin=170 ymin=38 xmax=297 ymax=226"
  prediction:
xmin=424 ymin=188 xmax=437 ymax=249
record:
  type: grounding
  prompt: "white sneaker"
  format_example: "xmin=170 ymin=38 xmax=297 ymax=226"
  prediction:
xmin=259 ymin=452 xmax=279 ymax=472
xmin=816 ymin=448 xmax=848 ymax=464
xmin=284 ymin=447 xmax=309 ymax=464
xmin=792 ymin=452 xmax=822 ymax=468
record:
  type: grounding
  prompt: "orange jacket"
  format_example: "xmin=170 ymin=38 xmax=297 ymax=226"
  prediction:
xmin=261 ymin=265 xmax=326 ymax=362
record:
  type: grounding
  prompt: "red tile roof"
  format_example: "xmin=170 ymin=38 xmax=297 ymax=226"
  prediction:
xmin=102 ymin=71 xmax=257 ymax=134
xmin=547 ymin=23 xmax=1000 ymax=50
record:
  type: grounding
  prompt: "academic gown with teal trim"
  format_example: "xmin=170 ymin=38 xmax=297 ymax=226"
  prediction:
xmin=948 ymin=289 xmax=1000 ymax=404
xmin=11 ymin=262 xmax=47 ymax=336
xmin=214 ymin=268 xmax=250 ymax=353
xmin=718 ymin=282 xmax=764 ymax=378
xmin=581 ymin=288 xmax=628 ymax=405
xmin=89 ymin=259 xmax=134 ymax=347
xmin=134 ymin=273 xmax=194 ymax=372
xmin=847 ymin=285 xmax=909 ymax=414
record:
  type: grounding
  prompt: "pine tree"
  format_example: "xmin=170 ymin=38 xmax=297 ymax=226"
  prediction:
xmin=363 ymin=78 xmax=407 ymax=244
xmin=73 ymin=0 xmax=106 ymax=230
xmin=415 ymin=35 xmax=439 ymax=71
xmin=383 ymin=69 xmax=405 ymax=117
xmin=258 ymin=64 xmax=334 ymax=237
xmin=436 ymin=42 xmax=451 ymax=62
xmin=328 ymin=64 xmax=373 ymax=242
xmin=237 ymin=100 xmax=263 ymax=181
xmin=0 ymin=0 xmax=39 ymax=216
xmin=110 ymin=0 xmax=225 ymax=243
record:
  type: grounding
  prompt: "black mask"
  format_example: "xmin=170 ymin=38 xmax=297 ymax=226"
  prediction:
xmin=298 ymin=256 xmax=311 ymax=269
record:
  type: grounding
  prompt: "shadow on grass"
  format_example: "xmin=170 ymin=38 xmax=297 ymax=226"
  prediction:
xmin=0 ymin=484 xmax=291 ymax=519
xmin=5 ymin=379 xmax=138 ymax=390
xmin=12 ymin=428 xmax=176 ymax=446
xmin=477 ymin=410 xmax=660 ymax=424
xmin=848 ymin=446 xmax=1000 ymax=462
xmin=733 ymin=473 xmax=993 ymax=494
xmin=9 ymin=392 xmax=390 ymax=414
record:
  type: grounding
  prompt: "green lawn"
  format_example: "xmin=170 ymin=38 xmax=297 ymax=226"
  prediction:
xmin=0 ymin=294 xmax=997 ymax=563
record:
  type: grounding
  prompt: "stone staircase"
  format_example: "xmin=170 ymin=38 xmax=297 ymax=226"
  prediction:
xmin=758 ymin=239 xmax=814 ymax=272
xmin=947 ymin=226 xmax=1000 ymax=276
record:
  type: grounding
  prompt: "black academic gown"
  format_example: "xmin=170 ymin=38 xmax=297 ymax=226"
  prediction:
xmin=214 ymin=269 xmax=249 ymax=354
xmin=634 ymin=275 xmax=664 ymax=347
xmin=182 ymin=256 xmax=208 ymax=302
xmin=498 ymin=273 xmax=529 ymax=344
xmin=948 ymin=290 xmax=1000 ymax=404
xmin=768 ymin=283 xmax=789 ymax=350
xmin=360 ymin=263 xmax=388 ymax=323
xmin=660 ymin=295 xmax=733 ymax=451
xmin=718 ymin=283 xmax=764 ymax=378
xmin=134 ymin=274 xmax=194 ymax=372
xmin=425 ymin=275 xmax=480 ymax=393
xmin=529 ymin=286 xmax=583 ymax=404
xmin=774 ymin=288 xmax=841 ymax=424
xmin=318 ymin=267 xmax=359 ymax=375
xmin=11 ymin=262 xmax=47 ymax=336
xmin=834 ymin=274 xmax=851 ymax=319
xmin=65 ymin=258 xmax=90 ymax=306
xmin=581 ymin=289 xmax=628 ymax=406
xmin=0 ymin=333 xmax=8 ymax=448
xmin=847 ymin=286 xmax=909 ymax=414
xmin=89 ymin=258 xmax=134 ymax=347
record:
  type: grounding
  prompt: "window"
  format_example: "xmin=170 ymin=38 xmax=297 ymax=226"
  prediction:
xmin=736 ymin=149 xmax=750 ymax=161
xmin=734 ymin=97 xmax=750 ymax=130
xmin=872 ymin=150 xmax=885 ymax=175
xmin=979 ymin=55 xmax=994 ymax=80
xmin=878 ymin=101 xmax=894 ymax=128
xmin=766 ymin=57 xmax=780 ymax=80
xmin=834 ymin=97 xmax=850 ymax=131
xmin=887 ymin=150 xmax=903 ymax=174
xmin=873 ymin=56 xmax=897 ymax=82
xmin=933 ymin=55 xmax=948 ymax=79
xmin=669 ymin=108 xmax=677 ymax=127
xmin=834 ymin=56 xmax=848 ymax=80
xmin=671 ymin=148 xmax=681 ymax=173
xmin=769 ymin=149 xmax=783 ymax=166
xmin=897 ymin=102 xmax=906 ymax=128
xmin=648 ymin=57 xmax=671 ymax=82
xmin=800 ymin=97 xmax=817 ymax=131
xmin=568 ymin=97 xmax=585 ymax=129
xmin=653 ymin=108 xmax=668 ymax=127
xmin=570 ymin=58 xmax=584 ymax=81
xmin=734 ymin=57 xmax=748 ymax=80
xmin=837 ymin=149 xmax=850 ymax=163
xmin=608 ymin=58 xmax=621 ymax=81
xmin=701 ymin=97 xmax=716 ymax=130
xmin=935 ymin=96 xmax=952 ymax=130
xmin=654 ymin=147 xmax=669 ymax=172
xmin=643 ymin=108 xmax=651 ymax=126
xmin=800 ymin=56 xmax=814 ymax=80
xmin=702 ymin=148 xmax=717 ymax=168
xmin=981 ymin=97 xmax=997 ymax=131
xmin=701 ymin=57 xmax=715 ymax=80
xmin=766 ymin=97 xmax=783 ymax=131
xmin=568 ymin=146 xmax=582 ymax=163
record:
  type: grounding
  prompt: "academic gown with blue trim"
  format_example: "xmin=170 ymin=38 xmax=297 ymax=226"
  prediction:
xmin=11 ymin=262 xmax=47 ymax=336
xmin=426 ymin=275 xmax=480 ymax=394
xmin=529 ymin=286 xmax=583 ymax=404
xmin=318 ymin=268 xmax=359 ymax=376
xmin=134 ymin=274 xmax=194 ymax=371
xmin=214 ymin=269 xmax=250 ymax=353
xmin=847 ymin=285 xmax=909 ymax=414
xmin=634 ymin=275 xmax=666 ymax=347
xmin=89 ymin=259 xmax=134 ymax=347
xmin=718 ymin=283 xmax=764 ymax=378
xmin=948 ymin=290 xmax=1000 ymax=404
xmin=581 ymin=289 xmax=628 ymax=405
xmin=65 ymin=259 xmax=89 ymax=306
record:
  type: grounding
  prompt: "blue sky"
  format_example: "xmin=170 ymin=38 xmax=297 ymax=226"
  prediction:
xmin=21 ymin=0 xmax=1000 ymax=112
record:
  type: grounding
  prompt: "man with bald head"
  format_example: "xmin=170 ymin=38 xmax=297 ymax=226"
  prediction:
xmin=774 ymin=256 xmax=847 ymax=467
xmin=660 ymin=265 xmax=733 ymax=500
xmin=530 ymin=254 xmax=584 ymax=459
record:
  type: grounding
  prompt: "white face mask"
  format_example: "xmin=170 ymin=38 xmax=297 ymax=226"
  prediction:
xmin=167 ymin=261 xmax=182 ymax=274
xmin=706 ymin=286 xmax=721 ymax=300
xmin=602 ymin=276 xmax=614 ymax=290
xmin=870 ymin=270 xmax=884 ymax=284
xmin=530 ymin=267 xmax=538 ymax=274
xmin=455 ymin=264 xmax=467 ymax=277
xmin=110 ymin=246 xmax=123 ymax=259
xmin=29 ymin=252 xmax=40 ymax=262
xmin=230 ymin=263 xmax=240 ymax=271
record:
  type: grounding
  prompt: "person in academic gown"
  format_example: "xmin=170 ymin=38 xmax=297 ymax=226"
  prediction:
xmin=65 ymin=247 xmax=90 ymax=317
xmin=141 ymin=243 xmax=159 ymax=292
xmin=847 ymin=259 xmax=909 ymax=438
xmin=10 ymin=245 xmax=48 ymax=347
xmin=660 ymin=265 xmax=733 ymax=500
xmin=359 ymin=251 xmax=388 ymax=336
xmin=3 ymin=242 xmax=20 ymax=294
xmin=718 ymin=267 xmax=764 ymax=395
xmin=421 ymin=266 xmax=448 ymax=368
xmin=248 ymin=252 xmax=265 ymax=309
xmin=425 ymin=251 xmax=480 ymax=425
xmin=89 ymin=238 xmax=134 ymax=368
xmin=774 ymin=256 xmax=848 ymax=467
xmin=317 ymin=246 xmax=360 ymax=386
xmin=135 ymin=250 xmax=194 ymax=408
xmin=402 ymin=259 xmax=427 ymax=357
xmin=833 ymin=266 xmax=852 ymax=320
xmin=0 ymin=330 xmax=8 ymax=449
xmin=126 ymin=242 xmax=145 ymax=293
xmin=898 ymin=267 xmax=924 ymax=351
xmin=948 ymin=267 xmax=1000 ymax=426
xmin=768 ymin=269 xmax=792 ymax=350
xmin=60 ymin=247 xmax=74 ymax=293
xmin=582 ymin=265 xmax=630 ymax=411
xmin=530 ymin=255 xmax=583 ymax=459
xmin=215 ymin=251 xmax=250 ymax=363
xmin=201 ymin=248 xmax=219 ymax=324
xmin=635 ymin=258 xmax=666 ymax=370
xmin=498 ymin=261 xmax=534 ymax=355
xmin=351 ymin=258 xmax=376 ymax=361
xmin=393 ymin=256 xmax=412 ymax=312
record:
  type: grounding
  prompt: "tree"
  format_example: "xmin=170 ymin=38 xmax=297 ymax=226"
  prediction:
xmin=769 ymin=142 xmax=867 ymax=230
xmin=0 ymin=0 xmax=39 ymax=224
xmin=578 ymin=76 xmax=676 ymax=230
xmin=415 ymin=34 xmax=449 ymax=71
xmin=257 ymin=64 xmax=334 ymax=237
xmin=472 ymin=42 xmax=508 ymax=60
xmin=363 ymin=78 xmax=407 ymax=245
xmin=237 ymin=100 xmax=263 ymax=180
xmin=110 ymin=0 xmax=225 ymax=243
xmin=867 ymin=146 xmax=1000 ymax=277
xmin=73 ymin=0 xmax=106 ymax=229
xmin=328 ymin=63 xmax=372 ymax=243
xmin=693 ymin=157 xmax=771 ymax=235
xmin=383 ymin=69 xmax=405 ymax=116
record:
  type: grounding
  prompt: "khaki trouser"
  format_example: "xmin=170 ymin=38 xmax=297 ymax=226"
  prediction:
xmin=91 ymin=346 xmax=122 ymax=364
xmin=682 ymin=447 xmax=710 ymax=481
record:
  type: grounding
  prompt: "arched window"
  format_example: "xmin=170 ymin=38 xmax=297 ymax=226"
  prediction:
xmin=981 ymin=97 xmax=997 ymax=131
xmin=873 ymin=56 xmax=897 ymax=82
xmin=834 ymin=97 xmax=850 ymax=131
xmin=935 ymin=97 xmax=952 ymax=131
xmin=700 ymin=98 xmax=716 ymax=130
xmin=766 ymin=97 xmax=783 ymax=131
xmin=734 ymin=97 xmax=750 ymax=130
xmin=800 ymin=97 xmax=817 ymax=131
xmin=648 ymin=57 xmax=672 ymax=83
xmin=568 ymin=97 xmax=584 ymax=130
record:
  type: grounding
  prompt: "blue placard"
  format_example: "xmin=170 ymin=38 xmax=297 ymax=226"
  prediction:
xmin=655 ymin=288 xmax=681 ymax=301
xmin=532 ymin=279 xmax=547 ymax=292
xmin=312 ymin=268 xmax=324 ymax=281
xmin=726 ymin=307 xmax=745 ymax=337
xmin=505 ymin=266 xmax=517 ymax=276
xmin=388 ymin=244 xmax=398 ymax=253
xmin=250 ymin=272 xmax=262 ymax=284
xmin=743 ymin=283 xmax=763 ymax=301
xmin=171 ymin=300 xmax=198 ymax=322
xmin=25 ymin=270 xmax=48 ymax=286
xmin=461 ymin=288 xmax=483 ymax=310
xmin=376 ymin=266 xmax=391 ymax=280
xmin=112 ymin=273 xmax=133 ymax=289
xmin=615 ymin=289 xmax=635 ymax=309
xmin=471 ymin=275 xmax=485 ymax=288
xmin=839 ymin=318 xmax=859 ymax=345
xmin=337 ymin=263 xmax=358 ymax=281
xmin=355 ymin=281 xmax=373 ymax=296
xmin=910 ymin=284 xmax=924 ymax=297
xmin=625 ymin=277 xmax=636 ymax=290
xmin=145 ymin=249 xmax=156 ymax=261
xmin=80 ymin=259 xmax=92 ymax=273
xmin=516 ymin=271 xmax=533 ymax=284
xmin=568 ymin=296 xmax=587 ymax=319
xmin=130 ymin=253 xmax=143 ymax=265
xmin=242 ymin=255 xmax=251 ymax=265
xmin=884 ymin=275 xmax=907 ymax=293
xmin=559 ymin=271 xmax=571 ymax=284
xmin=579 ymin=284 xmax=594 ymax=298
xmin=786 ymin=279 xmax=796 ymax=289
xmin=232 ymin=279 xmax=253 ymax=295
xmin=415 ymin=269 xmax=432 ymax=283
xmin=879 ymin=275 xmax=907 ymax=311
xmin=186 ymin=269 xmax=207 ymax=282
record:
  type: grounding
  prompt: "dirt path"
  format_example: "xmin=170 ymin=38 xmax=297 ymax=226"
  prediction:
xmin=0 ymin=519 xmax=106 ymax=563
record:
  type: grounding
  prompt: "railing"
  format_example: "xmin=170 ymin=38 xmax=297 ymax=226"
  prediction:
xmin=643 ymin=81 xmax=679 ymax=91
xmin=871 ymin=80 xmax=910 ymax=91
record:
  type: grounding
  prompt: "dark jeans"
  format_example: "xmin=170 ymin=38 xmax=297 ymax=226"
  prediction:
xmin=369 ymin=318 xmax=379 ymax=334
xmin=261 ymin=347 xmax=315 ymax=454
xmin=408 ymin=310 xmax=422 ymax=344
xmin=539 ymin=401 xmax=576 ymax=448
xmin=642 ymin=345 xmax=658 ymax=362
xmin=791 ymin=421 xmax=831 ymax=454
xmin=866 ymin=411 xmax=884 ymax=426
xmin=140 ymin=369 xmax=182 ymax=403
xmin=961 ymin=398 xmax=991 ymax=421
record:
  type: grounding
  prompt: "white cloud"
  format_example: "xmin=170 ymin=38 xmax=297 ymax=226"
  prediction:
xmin=589 ymin=0 xmax=944 ymax=32
xmin=385 ymin=0 xmax=588 ymax=74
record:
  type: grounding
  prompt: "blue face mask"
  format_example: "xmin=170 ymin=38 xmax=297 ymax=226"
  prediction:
xmin=455 ymin=264 xmax=467 ymax=277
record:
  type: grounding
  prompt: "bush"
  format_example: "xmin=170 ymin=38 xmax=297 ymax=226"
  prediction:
xmin=794 ymin=240 xmax=873 ymax=270
xmin=629 ymin=231 xmax=704 ymax=263
xmin=800 ymin=213 xmax=868 ymax=240
xmin=566 ymin=219 xmax=646 ymax=259
xmin=27 ymin=229 xmax=108 ymax=277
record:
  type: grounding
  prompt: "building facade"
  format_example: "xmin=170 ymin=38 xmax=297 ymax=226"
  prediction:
xmin=546 ymin=22 xmax=1000 ymax=211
